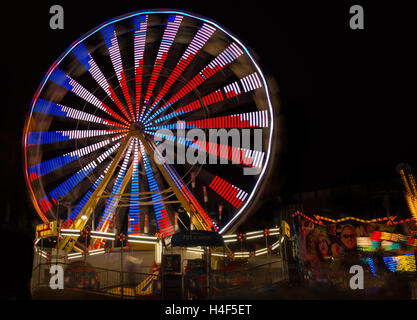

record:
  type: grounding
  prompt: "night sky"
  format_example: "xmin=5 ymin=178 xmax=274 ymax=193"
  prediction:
xmin=0 ymin=1 xmax=416 ymax=299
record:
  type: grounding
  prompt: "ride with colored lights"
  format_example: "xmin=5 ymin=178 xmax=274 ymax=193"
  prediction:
xmin=24 ymin=9 xmax=281 ymax=299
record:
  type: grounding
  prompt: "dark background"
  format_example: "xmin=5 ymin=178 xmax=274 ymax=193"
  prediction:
xmin=0 ymin=1 xmax=415 ymax=299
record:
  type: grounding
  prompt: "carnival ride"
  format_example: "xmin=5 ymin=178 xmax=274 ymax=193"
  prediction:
xmin=25 ymin=10 xmax=283 ymax=298
xmin=24 ymin=9 xmax=277 ymax=253
xmin=397 ymin=163 xmax=417 ymax=222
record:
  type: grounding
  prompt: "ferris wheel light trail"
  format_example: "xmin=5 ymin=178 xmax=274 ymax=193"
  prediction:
xmin=102 ymin=24 xmax=135 ymax=120
xmin=128 ymin=138 xmax=141 ymax=234
xmin=59 ymin=138 xmax=132 ymax=252
xmin=144 ymin=42 xmax=244 ymax=124
xmin=72 ymin=43 xmax=133 ymax=123
xmin=45 ymin=142 xmax=122 ymax=210
xmin=209 ymin=176 xmax=248 ymax=208
xmin=27 ymin=129 xmax=127 ymax=146
xmin=63 ymin=161 xmax=113 ymax=228
xmin=140 ymin=141 xmax=175 ymax=237
xmin=33 ymin=98 xmax=128 ymax=128
xmin=154 ymin=71 xmax=263 ymax=124
xmin=149 ymin=110 xmax=269 ymax=130
xmin=28 ymin=137 xmax=121 ymax=181
xmin=142 ymin=22 xmax=216 ymax=120
xmin=149 ymin=141 xmax=217 ymax=231
xmin=143 ymin=15 xmax=183 ymax=105
xmin=149 ymin=130 xmax=264 ymax=169
xmin=94 ymin=141 xmax=134 ymax=247
xmin=134 ymin=15 xmax=148 ymax=121
xmin=49 ymin=68 xmax=130 ymax=126
xmin=154 ymin=89 xmax=223 ymax=124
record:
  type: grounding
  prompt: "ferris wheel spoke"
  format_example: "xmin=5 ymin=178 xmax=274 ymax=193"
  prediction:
xmin=143 ymin=42 xmax=244 ymax=124
xmin=93 ymin=140 xmax=134 ymax=248
xmin=62 ymin=161 xmax=113 ymax=228
xmin=157 ymin=156 xmax=217 ymax=231
xmin=28 ymin=135 xmax=124 ymax=182
xmin=32 ymin=98 xmax=128 ymax=129
xmin=149 ymin=110 xmax=269 ymax=131
xmin=141 ymin=15 xmax=183 ymax=109
xmin=38 ymin=141 xmax=122 ymax=217
xmin=133 ymin=15 xmax=148 ymax=121
xmin=26 ymin=129 xmax=128 ymax=146
xmin=139 ymin=144 xmax=175 ymax=237
xmin=148 ymin=130 xmax=265 ymax=169
xmin=208 ymin=175 xmax=248 ymax=209
xmin=142 ymin=137 xmax=216 ymax=231
xmin=142 ymin=23 xmax=216 ymax=120
xmin=101 ymin=24 xmax=136 ymax=121
xmin=128 ymin=138 xmax=141 ymax=234
xmin=48 ymin=68 xmax=130 ymax=125
xmin=154 ymin=72 xmax=263 ymax=124
xmin=58 ymin=137 xmax=132 ymax=252
xmin=72 ymin=43 xmax=134 ymax=123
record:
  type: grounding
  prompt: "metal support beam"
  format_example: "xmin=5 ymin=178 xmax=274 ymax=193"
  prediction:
xmin=135 ymin=131 xmax=210 ymax=231
xmin=59 ymin=137 xmax=132 ymax=252
xmin=91 ymin=160 xmax=135 ymax=249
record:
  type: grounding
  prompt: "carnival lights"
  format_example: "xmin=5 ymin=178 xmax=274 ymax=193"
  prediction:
xmin=25 ymin=10 xmax=276 ymax=256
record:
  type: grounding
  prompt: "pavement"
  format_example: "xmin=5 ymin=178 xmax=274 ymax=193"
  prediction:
xmin=211 ymin=279 xmax=413 ymax=300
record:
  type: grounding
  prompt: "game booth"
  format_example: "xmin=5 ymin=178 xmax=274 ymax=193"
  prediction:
xmin=292 ymin=211 xmax=417 ymax=298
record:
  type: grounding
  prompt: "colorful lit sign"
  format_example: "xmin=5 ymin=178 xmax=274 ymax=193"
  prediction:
xmin=35 ymin=221 xmax=57 ymax=239
xmin=281 ymin=220 xmax=290 ymax=237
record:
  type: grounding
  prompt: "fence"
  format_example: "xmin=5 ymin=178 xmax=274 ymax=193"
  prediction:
xmin=32 ymin=248 xmax=288 ymax=299
xmin=31 ymin=259 xmax=160 ymax=299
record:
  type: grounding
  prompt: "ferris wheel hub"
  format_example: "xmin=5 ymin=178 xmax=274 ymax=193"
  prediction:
xmin=130 ymin=121 xmax=146 ymax=136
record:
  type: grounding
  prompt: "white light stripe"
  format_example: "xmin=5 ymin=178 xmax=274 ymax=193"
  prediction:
xmin=245 ymin=230 xmax=263 ymax=236
xmin=269 ymin=228 xmax=280 ymax=232
xmin=187 ymin=248 xmax=204 ymax=253
xmin=68 ymin=255 xmax=83 ymax=260
xmin=90 ymin=236 xmax=115 ymax=240
xmin=128 ymin=239 xmax=157 ymax=245
xmin=90 ymin=231 xmax=116 ymax=236
xmin=128 ymin=235 xmax=158 ymax=240
xmin=68 ymin=252 xmax=82 ymax=256
xmin=269 ymin=232 xmax=280 ymax=236
xmin=89 ymin=250 xmax=105 ymax=256
xmin=68 ymin=253 xmax=83 ymax=257
xmin=246 ymin=234 xmax=264 ymax=240
xmin=211 ymin=253 xmax=227 ymax=257
xmin=187 ymin=250 xmax=203 ymax=255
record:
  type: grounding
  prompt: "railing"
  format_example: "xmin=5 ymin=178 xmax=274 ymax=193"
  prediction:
xmin=245 ymin=259 xmax=287 ymax=286
xmin=31 ymin=261 xmax=160 ymax=299
xmin=31 ymin=248 xmax=288 ymax=299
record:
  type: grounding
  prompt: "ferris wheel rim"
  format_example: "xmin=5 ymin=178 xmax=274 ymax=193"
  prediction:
xmin=24 ymin=8 xmax=277 ymax=235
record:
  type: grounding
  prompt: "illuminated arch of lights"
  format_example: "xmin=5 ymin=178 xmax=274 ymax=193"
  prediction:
xmin=24 ymin=9 xmax=277 ymax=254
xmin=34 ymin=227 xmax=283 ymax=261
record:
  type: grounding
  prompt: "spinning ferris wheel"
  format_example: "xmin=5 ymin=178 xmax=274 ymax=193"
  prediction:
xmin=24 ymin=10 xmax=277 ymax=253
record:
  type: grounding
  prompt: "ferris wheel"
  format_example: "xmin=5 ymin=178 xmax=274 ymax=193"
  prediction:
xmin=24 ymin=9 xmax=277 ymax=253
